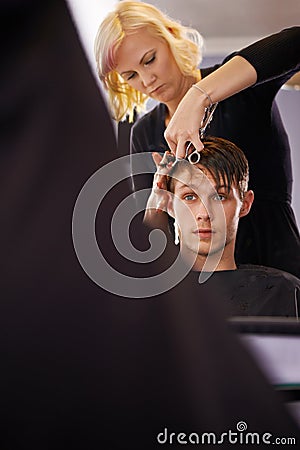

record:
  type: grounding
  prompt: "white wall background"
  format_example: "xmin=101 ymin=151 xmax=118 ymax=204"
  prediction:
xmin=66 ymin=0 xmax=115 ymax=86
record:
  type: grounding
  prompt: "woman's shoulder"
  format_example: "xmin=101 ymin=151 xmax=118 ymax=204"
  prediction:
xmin=130 ymin=103 xmax=168 ymax=153
xmin=132 ymin=102 xmax=166 ymax=132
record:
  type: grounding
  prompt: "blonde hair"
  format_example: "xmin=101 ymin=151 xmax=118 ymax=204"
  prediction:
xmin=94 ymin=1 xmax=203 ymax=122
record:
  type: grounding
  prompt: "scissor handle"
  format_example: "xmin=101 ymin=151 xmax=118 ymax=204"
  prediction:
xmin=188 ymin=150 xmax=201 ymax=164
xmin=184 ymin=102 xmax=218 ymax=165
xmin=185 ymin=141 xmax=201 ymax=165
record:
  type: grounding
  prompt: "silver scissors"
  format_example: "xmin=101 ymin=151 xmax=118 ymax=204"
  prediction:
xmin=185 ymin=102 xmax=218 ymax=164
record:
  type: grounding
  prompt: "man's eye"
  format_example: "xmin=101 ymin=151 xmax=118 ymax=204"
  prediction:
xmin=145 ymin=54 xmax=155 ymax=65
xmin=183 ymin=194 xmax=196 ymax=201
xmin=212 ymin=194 xmax=226 ymax=201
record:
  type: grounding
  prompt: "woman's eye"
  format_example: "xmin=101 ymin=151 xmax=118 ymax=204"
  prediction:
xmin=145 ymin=54 xmax=155 ymax=65
xmin=127 ymin=72 xmax=136 ymax=81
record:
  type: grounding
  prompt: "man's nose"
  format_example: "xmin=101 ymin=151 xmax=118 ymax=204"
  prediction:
xmin=196 ymin=199 xmax=210 ymax=221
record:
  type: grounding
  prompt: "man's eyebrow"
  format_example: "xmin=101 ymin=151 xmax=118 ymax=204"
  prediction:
xmin=120 ymin=49 xmax=155 ymax=77
xmin=175 ymin=183 xmax=230 ymax=193
xmin=175 ymin=183 xmax=192 ymax=192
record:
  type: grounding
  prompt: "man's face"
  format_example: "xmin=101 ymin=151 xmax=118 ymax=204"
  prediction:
xmin=171 ymin=165 xmax=243 ymax=263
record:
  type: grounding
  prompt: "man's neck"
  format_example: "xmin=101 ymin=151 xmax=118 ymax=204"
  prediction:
xmin=193 ymin=257 xmax=237 ymax=272
xmin=181 ymin=248 xmax=237 ymax=272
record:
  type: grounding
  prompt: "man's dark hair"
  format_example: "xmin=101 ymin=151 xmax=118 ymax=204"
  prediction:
xmin=167 ymin=136 xmax=249 ymax=200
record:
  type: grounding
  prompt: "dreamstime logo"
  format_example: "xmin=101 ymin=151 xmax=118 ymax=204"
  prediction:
xmin=156 ymin=421 xmax=297 ymax=445
xmin=72 ymin=153 xmax=226 ymax=298
xmin=236 ymin=421 xmax=247 ymax=432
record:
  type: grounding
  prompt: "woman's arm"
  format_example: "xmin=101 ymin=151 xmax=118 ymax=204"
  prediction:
xmin=165 ymin=27 xmax=300 ymax=158
xmin=238 ymin=26 xmax=300 ymax=82
xmin=165 ymin=56 xmax=256 ymax=157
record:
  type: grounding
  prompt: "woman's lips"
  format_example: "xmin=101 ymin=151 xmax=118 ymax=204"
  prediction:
xmin=150 ymin=84 xmax=165 ymax=95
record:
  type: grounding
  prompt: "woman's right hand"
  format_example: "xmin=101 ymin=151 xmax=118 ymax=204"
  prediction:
xmin=165 ymin=56 xmax=257 ymax=159
xmin=164 ymin=86 xmax=207 ymax=159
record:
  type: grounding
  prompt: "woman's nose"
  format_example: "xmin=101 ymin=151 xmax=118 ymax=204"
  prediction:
xmin=141 ymin=71 xmax=156 ymax=88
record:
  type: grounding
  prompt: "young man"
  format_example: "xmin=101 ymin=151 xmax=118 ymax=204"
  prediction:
xmin=166 ymin=137 xmax=253 ymax=272
xmin=145 ymin=136 xmax=300 ymax=317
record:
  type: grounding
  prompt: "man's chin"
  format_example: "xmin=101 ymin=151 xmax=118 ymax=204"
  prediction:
xmin=181 ymin=244 xmax=224 ymax=267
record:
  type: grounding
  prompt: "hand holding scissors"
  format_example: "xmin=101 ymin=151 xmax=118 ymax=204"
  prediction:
xmin=185 ymin=102 xmax=218 ymax=164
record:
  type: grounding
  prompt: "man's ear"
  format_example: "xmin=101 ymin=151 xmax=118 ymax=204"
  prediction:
xmin=239 ymin=190 xmax=254 ymax=218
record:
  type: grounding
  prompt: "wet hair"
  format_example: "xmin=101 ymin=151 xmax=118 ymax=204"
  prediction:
xmin=168 ymin=136 xmax=249 ymax=200
xmin=94 ymin=1 xmax=203 ymax=122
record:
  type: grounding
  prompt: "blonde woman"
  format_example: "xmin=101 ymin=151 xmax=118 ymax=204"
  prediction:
xmin=95 ymin=1 xmax=300 ymax=278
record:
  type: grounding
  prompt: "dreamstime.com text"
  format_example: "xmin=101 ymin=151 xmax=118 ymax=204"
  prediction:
xmin=157 ymin=422 xmax=297 ymax=445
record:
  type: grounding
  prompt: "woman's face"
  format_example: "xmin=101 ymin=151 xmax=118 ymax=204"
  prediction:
xmin=114 ymin=27 xmax=188 ymax=106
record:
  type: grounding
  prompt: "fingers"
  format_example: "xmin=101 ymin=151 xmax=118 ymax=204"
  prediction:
xmin=147 ymin=152 xmax=175 ymax=213
xmin=164 ymin=132 xmax=204 ymax=160
xmin=154 ymin=190 xmax=170 ymax=212
xmin=164 ymin=129 xmax=177 ymax=155
xmin=152 ymin=152 xmax=175 ymax=187
xmin=175 ymin=135 xmax=204 ymax=160
xmin=153 ymin=171 xmax=168 ymax=193
xmin=164 ymin=137 xmax=176 ymax=155
xmin=152 ymin=152 xmax=163 ymax=167
xmin=152 ymin=151 xmax=175 ymax=169
xmin=164 ymin=86 xmax=207 ymax=158
xmin=175 ymin=137 xmax=189 ymax=160
xmin=188 ymin=135 xmax=204 ymax=154
xmin=147 ymin=180 xmax=170 ymax=213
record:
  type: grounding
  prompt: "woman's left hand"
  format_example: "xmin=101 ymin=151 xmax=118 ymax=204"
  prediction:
xmin=143 ymin=151 xmax=174 ymax=227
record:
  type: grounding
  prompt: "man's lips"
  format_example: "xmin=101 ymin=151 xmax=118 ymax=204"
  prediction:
xmin=193 ymin=229 xmax=214 ymax=238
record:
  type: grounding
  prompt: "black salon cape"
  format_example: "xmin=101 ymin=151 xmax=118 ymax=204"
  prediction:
xmin=0 ymin=2 xmax=299 ymax=449
xmin=195 ymin=264 xmax=300 ymax=317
